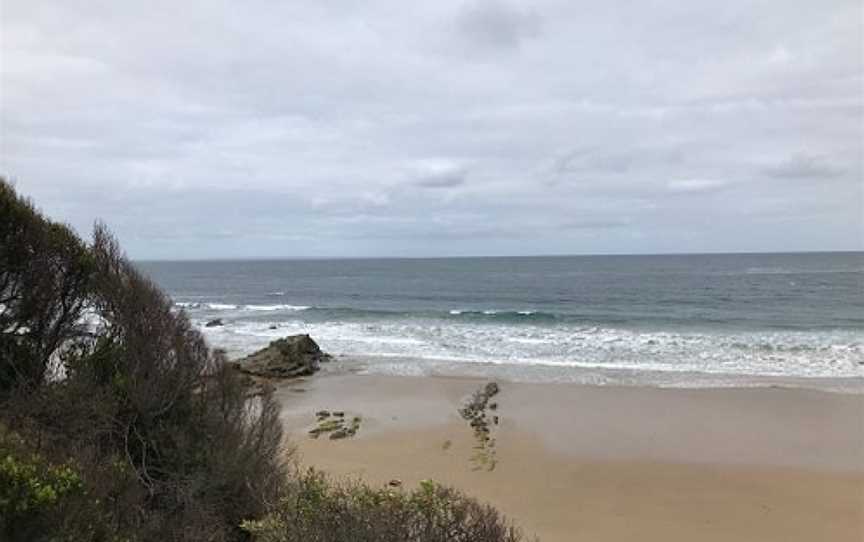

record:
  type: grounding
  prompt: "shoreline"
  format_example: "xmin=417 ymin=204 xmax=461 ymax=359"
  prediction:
xmin=276 ymin=373 xmax=864 ymax=541
xmin=322 ymin=354 xmax=864 ymax=395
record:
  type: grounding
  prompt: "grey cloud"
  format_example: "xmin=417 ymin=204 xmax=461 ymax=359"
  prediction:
xmin=345 ymin=223 xmax=516 ymax=242
xmin=416 ymin=175 xmax=466 ymax=188
xmin=1 ymin=0 xmax=861 ymax=258
xmin=551 ymin=148 xmax=634 ymax=176
xmin=454 ymin=0 xmax=541 ymax=52
xmin=561 ymin=218 xmax=632 ymax=231
xmin=764 ymin=152 xmax=845 ymax=180
xmin=540 ymin=142 xmax=704 ymax=192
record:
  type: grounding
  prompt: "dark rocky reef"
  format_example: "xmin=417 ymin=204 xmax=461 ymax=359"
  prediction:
xmin=232 ymin=334 xmax=331 ymax=379
xmin=309 ymin=411 xmax=362 ymax=439
xmin=459 ymin=381 xmax=501 ymax=471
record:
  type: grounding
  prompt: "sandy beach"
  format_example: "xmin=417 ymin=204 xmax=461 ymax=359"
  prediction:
xmin=276 ymin=374 xmax=864 ymax=542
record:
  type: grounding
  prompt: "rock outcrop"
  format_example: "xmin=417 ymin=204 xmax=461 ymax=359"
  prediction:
xmin=233 ymin=334 xmax=330 ymax=378
xmin=458 ymin=381 xmax=501 ymax=471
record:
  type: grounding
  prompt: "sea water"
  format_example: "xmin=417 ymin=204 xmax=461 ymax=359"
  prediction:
xmin=139 ymin=252 xmax=864 ymax=390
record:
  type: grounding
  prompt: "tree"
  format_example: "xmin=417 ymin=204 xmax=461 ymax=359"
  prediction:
xmin=0 ymin=178 xmax=286 ymax=540
xmin=0 ymin=179 xmax=94 ymax=393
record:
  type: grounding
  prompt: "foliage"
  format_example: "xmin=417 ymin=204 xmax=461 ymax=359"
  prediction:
xmin=0 ymin=180 xmax=94 ymax=392
xmin=241 ymin=469 xmax=531 ymax=542
xmin=0 ymin=427 xmax=124 ymax=542
xmin=0 ymin=441 xmax=83 ymax=519
xmin=0 ymin=178 xmax=287 ymax=541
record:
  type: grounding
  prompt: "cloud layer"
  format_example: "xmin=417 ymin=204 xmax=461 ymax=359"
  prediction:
xmin=1 ymin=0 xmax=861 ymax=259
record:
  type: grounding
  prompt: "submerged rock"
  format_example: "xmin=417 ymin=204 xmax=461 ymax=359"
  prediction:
xmin=205 ymin=318 xmax=224 ymax=327
xmin=233 ymin=334 xmax=331 ymax=379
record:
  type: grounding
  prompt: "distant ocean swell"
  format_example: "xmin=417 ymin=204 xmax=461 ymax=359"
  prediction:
xmin=177 ymin=302 xmax=556 ymax=322
xmin=174 ymin=301 xmax=864 ymax=329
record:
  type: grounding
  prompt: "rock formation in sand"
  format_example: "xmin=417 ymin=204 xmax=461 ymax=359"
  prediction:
xmin=232 ymin=334 xmax=331 ymax=378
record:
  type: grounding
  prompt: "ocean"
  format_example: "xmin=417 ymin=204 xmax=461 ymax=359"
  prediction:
xmin=139 ymin=252 xmax=864 ymax=390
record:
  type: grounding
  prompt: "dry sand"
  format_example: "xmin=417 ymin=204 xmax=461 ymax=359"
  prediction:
xmin=276 ymin=374 xmax=864 ymax=542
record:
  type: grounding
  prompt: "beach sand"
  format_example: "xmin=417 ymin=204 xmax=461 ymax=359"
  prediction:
xmin=276 ymin=374 xmax=864 ymax=542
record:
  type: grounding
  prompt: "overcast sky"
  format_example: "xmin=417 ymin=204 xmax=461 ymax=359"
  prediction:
xmin=1 ymin=1 xmax=862 ymax=259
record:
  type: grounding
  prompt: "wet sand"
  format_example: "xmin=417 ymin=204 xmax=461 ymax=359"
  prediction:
xmin=276 ymin=374 xmax=864 ymax=541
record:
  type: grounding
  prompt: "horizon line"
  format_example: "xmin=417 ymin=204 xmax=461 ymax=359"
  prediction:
xmin=134 ymin=248 xmax=864 ymax=264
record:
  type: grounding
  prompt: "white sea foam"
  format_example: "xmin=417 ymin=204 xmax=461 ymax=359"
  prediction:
xmin=174 ymin=301 xmax=309 ymax=312
xmin=243 ymin=304 xmax=309 ymax=312
xmin=448 ymin=309 xmax=538 ymax=316
xmin=207 ymin=303 xmax=238 ymax=310
xmin=198 ymin=317 xmax=864 ymax=384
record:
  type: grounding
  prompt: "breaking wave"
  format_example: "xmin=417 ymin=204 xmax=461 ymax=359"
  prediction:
xmin=174 ymin=302 xmax=309 ymax=312
xmin=196 ymin=316 xmax=864 ymax=382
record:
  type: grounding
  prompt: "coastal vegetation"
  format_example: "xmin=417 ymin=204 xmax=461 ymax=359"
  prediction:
xmin=241 ymin=471 xmax=526 ymax=542
xmin=0 ymin=178 xmax=530 ymax=541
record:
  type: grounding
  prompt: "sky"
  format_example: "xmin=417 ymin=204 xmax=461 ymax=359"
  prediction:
xmin=1 ymin=0 xmax=862 ymax=260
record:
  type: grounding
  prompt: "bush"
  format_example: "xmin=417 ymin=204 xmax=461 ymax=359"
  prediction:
xmin=241 ymin=469 xmax=532 ymax=542
xmin=0 ymin=426 xmax=122 ymax=542
xmin=0 ymin=443 xmax=83 ymax=525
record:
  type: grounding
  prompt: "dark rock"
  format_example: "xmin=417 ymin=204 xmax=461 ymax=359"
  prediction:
xmin=333 ymin=411 xmax=345 ymax=417
xmin=269 ymin=325 xmax=278 ymax=330
xmin=329 ymin=428 xmax=350 ymax=440
xmin=233 ymin=334 xmax=330 ymax=379
xmin=388 ymin=479 xmax=402 ymax=488
xmin=205 ymin=318 xmax=224 ymax=327
xmin=316 ymin=410 xmax=331 ymax=418
xmin=459 ymin=382 xmax=502 ymax=471
xmin=484 ymin=382 xmax=499 ymax=397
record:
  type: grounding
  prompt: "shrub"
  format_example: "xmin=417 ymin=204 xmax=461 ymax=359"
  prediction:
xmin=0 ymin=426 xmax=123 ymax=542
xmin=241 ymin=469 xmax=532 ymax=542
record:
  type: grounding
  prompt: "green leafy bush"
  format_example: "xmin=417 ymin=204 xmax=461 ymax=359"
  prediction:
xmin=0 ymin=448 xmax=83 ymax=518
xmin=241 ymin=469 xmax=532 ymax=542
xmin=0 ymin=428 xmax=120 ymax=541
